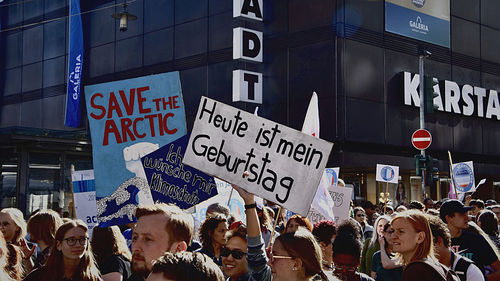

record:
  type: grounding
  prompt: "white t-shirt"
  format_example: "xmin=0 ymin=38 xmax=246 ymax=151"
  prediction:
xmin=452 ymin=253 xmax=485 ymax=281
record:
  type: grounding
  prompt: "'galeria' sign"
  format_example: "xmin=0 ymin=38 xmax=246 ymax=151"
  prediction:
xmin=403 ymin=71 xmax=500 ymax=120
xmin=233 ymin=0 xmax=263 ymax=104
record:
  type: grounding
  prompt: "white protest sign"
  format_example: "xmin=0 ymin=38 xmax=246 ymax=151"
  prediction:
xmin=72 ymin=170 xmax=98 ymax=237
xmin=184 ymin=97 xmax=333 ymax=216
xmin=308 ymin=185 xmax=352 ymax=225
xmin=452 ymin=161 xmax=475 ymax=193
xmin=376 ymin=164 xmax=399 ymax=184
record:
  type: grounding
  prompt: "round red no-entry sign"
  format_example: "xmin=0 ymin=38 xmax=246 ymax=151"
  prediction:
xmin=412 ymin=129 xmax=432 ymax=150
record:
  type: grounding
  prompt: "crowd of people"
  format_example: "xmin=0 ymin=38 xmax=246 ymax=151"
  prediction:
xmin=1 ymin=184 xmax=500 ymax=281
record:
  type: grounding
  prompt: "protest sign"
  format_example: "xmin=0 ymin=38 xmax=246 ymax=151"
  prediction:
xmin=183 ymin=97 xmax=333 ymax=216
xmin=452 ymin=161 xmax=475 ymax=193
xmin=85 ymin=71 xmax=186 ymax=227
xmin=376 ymin=164 xmax=399 ymax=184
xmin=141 ymin=134 xmax=218 ymax=209
xmin=326 ymin=167 xmax=340 ymax=186
xmin=307 ymin=185 xmax=352 ymax=225
xmin=72 ymin=170 xmax=97 ymax=237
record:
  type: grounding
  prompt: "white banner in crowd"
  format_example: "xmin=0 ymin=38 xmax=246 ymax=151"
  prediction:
xmin=72 ymin=170 xmax=98 ymax=237
xmin=307 ymin=185 xmax=352 ymax=225
xmin=452 ymin=161 xmax=475 ymax=193
xmin=376 ymin=164 xmax=399 ymax=184
xmin=184 ymin=97 xmax=333 ymax=216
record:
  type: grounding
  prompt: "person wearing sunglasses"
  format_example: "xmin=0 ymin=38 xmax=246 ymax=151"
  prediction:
xmin=353 ymin=207 xmax=373 ymax=241
xmin=221 ymin=224 xmax=249 ymax=281
xmin=231 ymin=179 xmax=332 ymax=281
xmin=23 ymin=219 xmax=102 ymax=281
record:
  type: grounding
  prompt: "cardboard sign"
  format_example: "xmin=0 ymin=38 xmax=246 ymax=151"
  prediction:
xmin=376 ymin=164 xmax=399 ymax=184
xmin=452 ymin=161 xmax=475 ymax=193
xmin=141 ymin=134 xmax=218 ymax=209
xmin=307 ymin=185 xmax=352 ymax=225
xmin=84 ymin=71 xmax=186 ymax=227
xmin=183 ymin=97 xmax=333 ymax=216
xmin=72 ymin=170 xmax=98 ymax=237
xmin=326 ymin=167 xmax=340 ymax=186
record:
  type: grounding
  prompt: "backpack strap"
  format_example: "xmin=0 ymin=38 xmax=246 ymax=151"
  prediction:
xmin=453 ymin=255 xmax=472 ymax=281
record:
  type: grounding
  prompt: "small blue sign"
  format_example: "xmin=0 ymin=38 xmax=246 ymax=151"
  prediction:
xmin=453 ymin=163 xmax=474 ymax=193
xmin=381 ymin=166 xmax=395 ymax=182
xmin=142 ymin=134 xmax=218 ymax=209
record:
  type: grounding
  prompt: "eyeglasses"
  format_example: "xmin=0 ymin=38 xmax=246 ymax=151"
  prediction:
xmin=63 ymin=237 xmax=88 ymax=246
xmin=334 ymin=265 xmax=357 ymax=273
xmin=221 ymin=247 xmax=246 ymax=259
xmin=269 ymin=252 xmax=293 ymax=262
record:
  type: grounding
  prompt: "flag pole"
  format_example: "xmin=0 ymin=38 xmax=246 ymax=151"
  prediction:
xmin=268 ymin=206 xmax=281 ymax=249
xmin=384 ymin=182 xmax=389 ymax=214
xmin=448 ymin=151 xmax=459 ymax=199
xmin=227 ymin=188 xmax=233 ymax=206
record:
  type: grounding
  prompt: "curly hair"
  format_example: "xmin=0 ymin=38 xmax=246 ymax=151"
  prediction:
xmin=199 ymin=215 xmax=227 ymax=254
xmin=0 ymin=232 xmax=21 ymax=281
xmin=312 ymin=220 xmax=336 ymax=245
xmin=283 ymin=215 xmax=313 ymax=234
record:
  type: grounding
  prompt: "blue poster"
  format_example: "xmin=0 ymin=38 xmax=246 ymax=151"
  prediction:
xmin=385 ymin=0 xmax=450 ymax=48
xmin=65 ymin=0 xmax=84 ymax=127
xmin=84 ymin=71 xmax=186 ymax=227
xmin=141 ymin=134 xmax=218 ymax=209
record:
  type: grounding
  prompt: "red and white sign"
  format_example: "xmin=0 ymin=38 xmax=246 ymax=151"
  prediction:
xmin=411 ymin=129 xmax=432 ymax=150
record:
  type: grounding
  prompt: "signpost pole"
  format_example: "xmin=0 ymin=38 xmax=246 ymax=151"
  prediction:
xmin=384 ymin=182 xmax=389 ymax=213
xmin=419 ymin=50 xmax=430 ymax=198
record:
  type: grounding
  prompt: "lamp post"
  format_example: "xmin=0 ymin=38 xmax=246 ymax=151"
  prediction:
xmin=111 ymin=0 xmax=137 ymax=32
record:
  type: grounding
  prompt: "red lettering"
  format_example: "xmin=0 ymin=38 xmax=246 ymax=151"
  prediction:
xmin=133 ymin=118 xmax=145 ymax=138
xmin=90 ymin=93 xmax=106 ymax=120
xmin=103 ymin=119 xmax=122 ymax=146
xmin=121 ymin=118 xmax=136 ymax=143
xmin=107 ymin=92 xmax=124 ymax=118
xmin=163 ymin=113 xmax=177 ymax=134
xmin=152 ymin=98 xmax=161 ymax=111
xmin=119 ymin=88 xmax=135 ymax=115
xmin=158 ymin=113 xmax=164 ymax=136
xmin=137 ymin=86 xmax=151 ymax=114
xmin=144 ymin=114 xmax=157 ymax=137
xmin=172 ymin=95 xmax=180 ymax=109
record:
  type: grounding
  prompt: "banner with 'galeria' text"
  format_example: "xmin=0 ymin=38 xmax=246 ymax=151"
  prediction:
xmin=183 ymin=97 xmax=333 ymax=216
xmin=85 ymin=71 xmax=186 ymax=227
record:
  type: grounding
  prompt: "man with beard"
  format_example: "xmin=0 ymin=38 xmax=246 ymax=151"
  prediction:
xmin=127 ymin=203 xmax=194 ymax=281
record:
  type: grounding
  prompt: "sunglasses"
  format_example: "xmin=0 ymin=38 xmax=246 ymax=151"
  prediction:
xmin=221 ymin=247 xmax=246 ymax=259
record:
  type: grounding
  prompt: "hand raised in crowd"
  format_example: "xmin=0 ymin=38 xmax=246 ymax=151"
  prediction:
xmin=18 ymin=237 xmax=36 ymax=260
xmin=378 ymin=233 xmax=385 ymax=249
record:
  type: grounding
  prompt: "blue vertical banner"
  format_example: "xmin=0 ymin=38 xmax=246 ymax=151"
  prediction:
xmin=65 ymin=0 xmax=84 ymax=127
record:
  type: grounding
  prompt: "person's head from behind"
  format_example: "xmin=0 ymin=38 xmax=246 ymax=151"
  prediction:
xmin=396 ymin=205 xmax=407 ymax=213
xmin=0 ymin=208 xmax=26 ymax=244
xmin=221 ymin=225 xmax=248 ymax=280
xmin=477 ymin=210 xmax=499 ymax=236
xmin=390 ymin=210 xmax=434 ymax=265
xmin=284 ymin=215 xmax=313 ymax=233
xmin=470 ymin=199 xmax=485 ymax=217
xmin=199 ymin=214 xmax=228 ymax=252
xmin=408 ymin=201 xmax=425 ymax=211
xmin=91 ymin=224 xmax=132 ymax=265
xmin=312 ymin=220 xmax=336 ymax=266
xmin=206 ymin=203 xmax=230 ymax=218
xmin=423 ymin=198 xmax=434 ymax=210
xmin=27 ymin=209 xmax=63 ymax=249
xmin=132 ymin=203 xmax=194 ymax=277
xmin=427 ymin=215 xmax=451 ymax=263
xmin=332 ymin=228 xmax=363 ymax=280
xmin=385 ymin=206 xmax=394 ymax=215
xmin=146 ymin=251 xmax=224 ymax=281
xmin=269 ymin=227 xmax=327 ymax=281
xmin=46 ymin=219 xmax=99 ymax=280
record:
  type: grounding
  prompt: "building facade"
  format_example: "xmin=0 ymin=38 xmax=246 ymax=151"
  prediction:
xmin=1 ymin=0 xmax=500 ymax=214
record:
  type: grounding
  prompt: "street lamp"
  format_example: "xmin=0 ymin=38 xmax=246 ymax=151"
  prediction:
xmin=111 ymin=0 xmax=137 ymax=32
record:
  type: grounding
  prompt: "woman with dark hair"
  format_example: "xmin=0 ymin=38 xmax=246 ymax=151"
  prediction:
xmin=332 ymin=220 xmax=375 ymax=281
xmin=370 ymin=223 xmax=402 ymax=281
xmin=353 ymin=207 xmax=373 ymax=241
xmin=231 ymin=182 xmax=334 ymax=281
xmin=196 ymin=214 xmax=228 ymax=266
xmin=395 ymin=182 xmax=406 ymax=207
xmin=283 ymin=215 xmax=313 ymax=234
xmin=91 ymin=225 xmax=131 ymax=281
xmin=23 ymin=219 xmax=101 ymax=281
xmin=27 ymin=209 xmax=63 ymax=269
xmin=312 ymin=220 xmax=336 ymax=271
xmin=477 ymin=210 xmax=500 ymax=250
xmin=390 ymin=210 xmax=446 ymax=281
